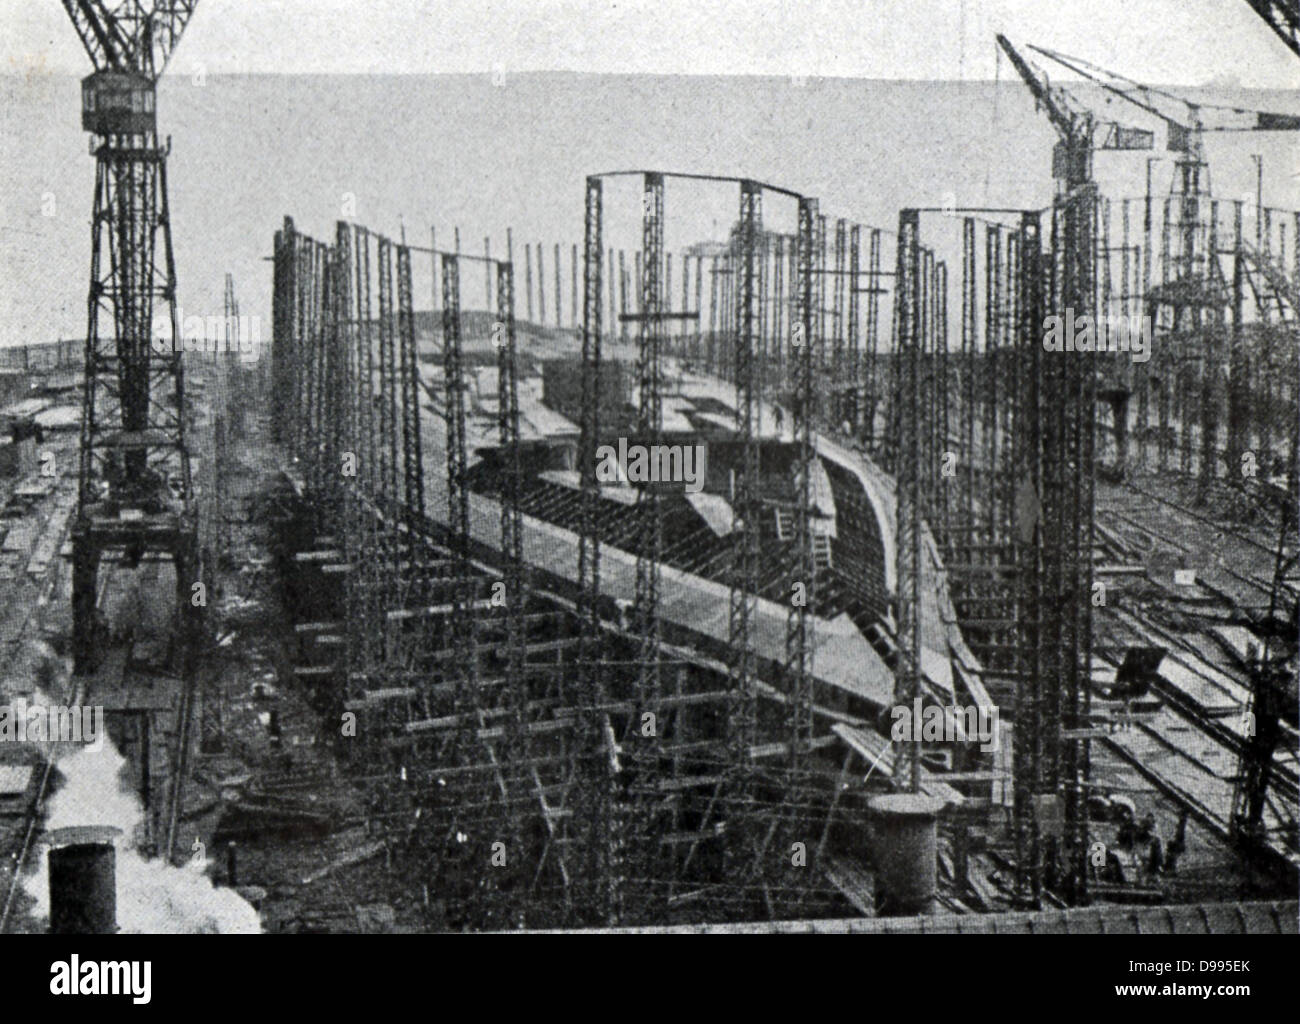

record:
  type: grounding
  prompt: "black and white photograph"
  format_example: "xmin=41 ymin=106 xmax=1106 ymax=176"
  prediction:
xmin=0 ymin=0 xmax=1296 ymax=996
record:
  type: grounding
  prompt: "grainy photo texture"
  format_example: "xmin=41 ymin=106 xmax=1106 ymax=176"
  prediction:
xmin=0 ymin=1 xmax=1296 ymax=950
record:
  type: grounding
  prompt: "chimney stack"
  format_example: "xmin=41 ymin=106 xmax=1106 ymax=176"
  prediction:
xmin=47 ymin=826 xmax=121 ymax=934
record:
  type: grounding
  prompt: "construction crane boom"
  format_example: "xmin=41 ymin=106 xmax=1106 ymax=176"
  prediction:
xmin=1027 ymin=43 xmax=1300 ymax=164
xmin=996 ymin=33 xmax=1087 ymax=142
xmin=996 ymin=33 xmax=1092 ymax=187
xmin=996 ymin=34 xmax=1153 ymax=189
xmin=1245 ymin=0 xmax=1300 ymax=58
xmin=63 ymin=0 xmax=127 ymax=70
xmin=62 ymin=1 xmax=199 ymax=78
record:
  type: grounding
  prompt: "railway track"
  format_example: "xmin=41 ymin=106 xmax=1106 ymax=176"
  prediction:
xmin=0 ymin=569 xmax=95 ymax=933
xmin=1103 ymin=716 xmax=1300 ymax=877
xmin=163 ymin=661 xmax=199 ymax=864
xmin=1 ymin=561 xmax=201 ymax=929
xmin=1090 ymin=473 xmax=1300 ymax=880
xmin=1097 ymin=499 xmax=1277 ymax=607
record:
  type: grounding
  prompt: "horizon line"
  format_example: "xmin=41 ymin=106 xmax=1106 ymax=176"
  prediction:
xmin=1 ymin=68 xmax=1285 ymax=92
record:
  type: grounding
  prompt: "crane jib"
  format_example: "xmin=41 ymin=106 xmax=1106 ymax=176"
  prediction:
xmin=1254 ymin=112 xmax=1300 ymax=132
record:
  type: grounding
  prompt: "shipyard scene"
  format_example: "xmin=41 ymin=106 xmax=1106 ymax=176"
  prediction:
xmin=0 ymin=0 xmax=1297 ymax=947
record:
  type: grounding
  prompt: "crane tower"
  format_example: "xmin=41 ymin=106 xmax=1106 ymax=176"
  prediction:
xmin=62 ymin=2 xmax=202 ymax=673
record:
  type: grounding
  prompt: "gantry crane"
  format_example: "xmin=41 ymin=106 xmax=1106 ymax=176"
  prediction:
xmin=1018 ymin=37 xmax=1300 ymax=865
xmin=998 ymin=35 xmax=1158 ymax=478
xmin=1027 ymin=43 xmax=1300 ymax=481
xmin=62 ymin=2 xmax=202 ymax=673
xmin=1025 ymin=43 xmax=1300 ymax=238
xmin=995 ymin=34 xmax=1154 ymax=191
xmin=1006 ymin=37 xmax=1300 ymax=475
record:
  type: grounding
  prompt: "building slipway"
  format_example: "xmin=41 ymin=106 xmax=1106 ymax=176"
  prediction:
xmin=416 ymin=366 xmax=991 ymax=717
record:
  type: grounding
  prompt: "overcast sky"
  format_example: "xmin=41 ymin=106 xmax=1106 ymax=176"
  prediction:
xmin=2 ymin=0 xmax=1298 ymax=86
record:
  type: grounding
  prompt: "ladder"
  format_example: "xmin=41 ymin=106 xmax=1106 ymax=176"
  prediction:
xmin=812 ymin=532 xmax=834 ymax=571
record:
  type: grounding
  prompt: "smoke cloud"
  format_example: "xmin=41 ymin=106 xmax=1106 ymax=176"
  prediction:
xmin=17 ymin=645 xmax=261 ymax=934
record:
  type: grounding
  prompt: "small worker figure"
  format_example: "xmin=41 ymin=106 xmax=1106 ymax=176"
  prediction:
xmin=1133 ymin=813 xmax=1160 ymax=883
xmin=1146 ymin=834 xmax=1164 ymax=877
xmin=1043 ymin=836 xmax=1061 ymax=889
xmin=1103 ymin=848 xmax=1125 ymax=884
xmin=1163 ymin=809 xmax=1189 ymax=874
xmin=772 ymin=404 xmax=784 ymax=435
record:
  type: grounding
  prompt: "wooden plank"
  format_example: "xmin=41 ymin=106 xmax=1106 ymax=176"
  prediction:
xmin=295 ymin=621 xmax=342 ymax=634
xmin=824 ymin=856 xmax=875 ymax=916
xmin=293 ymin=665 xmax=335 ymax=677
xmin=294 ymin=550 xmax=343 ymax=563
xmin=387 ymin=599 xmax=494 ymax=620
xmin=749 ymin=734 xmax=839 ymax=759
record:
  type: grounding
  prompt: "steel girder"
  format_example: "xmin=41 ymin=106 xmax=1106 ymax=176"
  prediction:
xmin=725 ymin=181 xmax=764 ymax=881
xmin=784 ymin=195 xmax=818 ymax=767
xmin=893 ymin=209 xmax=924 ymax=794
